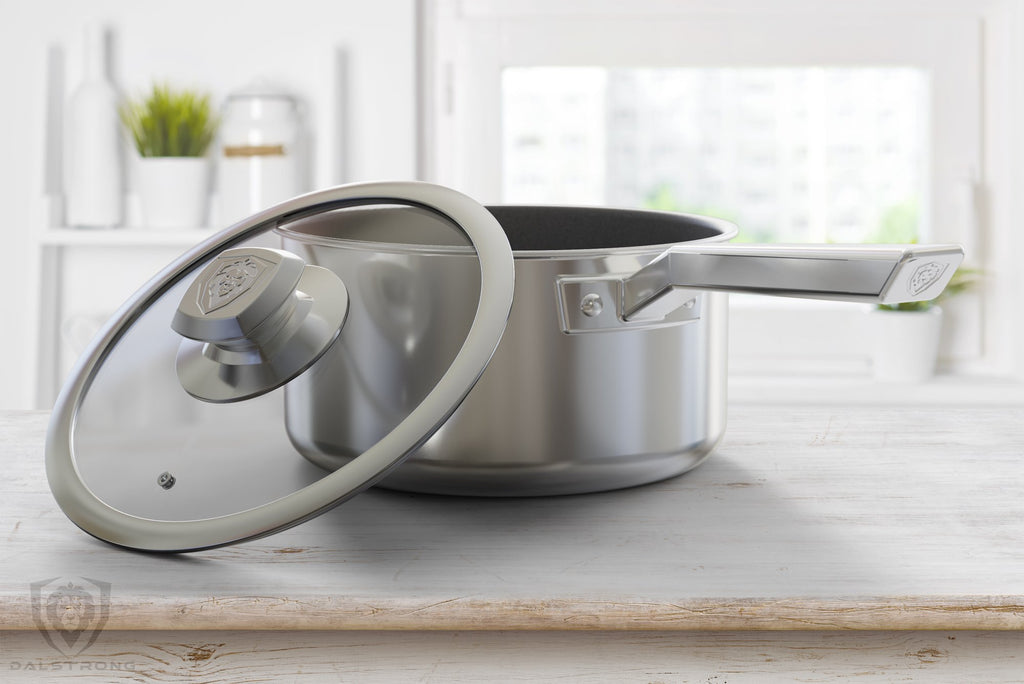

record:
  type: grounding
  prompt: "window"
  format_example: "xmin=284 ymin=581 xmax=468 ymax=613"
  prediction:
xmin=423 ymin=0 xmax=1003 ymax=379
xmin=502 ymin=66 xmax=929 ymax=245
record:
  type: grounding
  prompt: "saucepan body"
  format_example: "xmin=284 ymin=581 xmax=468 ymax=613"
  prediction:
xmin=278 ymin=205 xmax=734 ymax=496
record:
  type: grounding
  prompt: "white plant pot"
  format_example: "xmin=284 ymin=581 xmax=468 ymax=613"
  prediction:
xmin=137 ymin=157 xmax=210 ymax=229
xmin=869 ymin=306 xmax=943 ymax=383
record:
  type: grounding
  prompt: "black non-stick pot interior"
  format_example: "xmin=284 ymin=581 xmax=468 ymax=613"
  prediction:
xmin=487 ymin=206 xmax=728 ymax=251
xmin=279 ymin=204 xmax=731 ymax=252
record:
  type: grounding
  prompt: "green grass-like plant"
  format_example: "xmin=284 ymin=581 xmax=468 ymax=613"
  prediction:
xmin=120 ymin=85 xmax=218 ymax=157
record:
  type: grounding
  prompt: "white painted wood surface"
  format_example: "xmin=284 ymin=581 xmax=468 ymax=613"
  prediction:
xmin=3 ymin=406 xmax=1024 ymax=629
xmin=1 ymin=405 xmax=1023 ymax=679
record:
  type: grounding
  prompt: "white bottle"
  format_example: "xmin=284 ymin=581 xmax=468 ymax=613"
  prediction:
xmin=64 ymin=24 xmax=123 ymax=228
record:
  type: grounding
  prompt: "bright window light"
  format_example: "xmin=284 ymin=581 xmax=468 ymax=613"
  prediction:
xmin=502 ymin=67 xmax=930 ymax=244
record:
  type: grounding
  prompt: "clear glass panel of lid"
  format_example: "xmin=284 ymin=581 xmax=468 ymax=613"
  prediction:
xmin=52 ymin=184 xmax=512 ymax=551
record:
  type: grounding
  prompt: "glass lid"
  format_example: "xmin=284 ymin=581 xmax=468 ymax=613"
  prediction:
xmin=45 ymin=181 xmax=515 ymax=552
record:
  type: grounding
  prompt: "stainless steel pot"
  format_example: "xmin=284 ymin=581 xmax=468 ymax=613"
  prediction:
xmin=275 ymin=202 xmax=961 ymax=496
xmin=46 ymin=181 xmax=962 ymax=552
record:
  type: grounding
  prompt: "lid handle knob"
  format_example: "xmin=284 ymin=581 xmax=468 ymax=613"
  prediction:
xmin=172 ymin=248 xmax=305 ymax=344
xmin=172 ymin=247 xmax=349 ymax=403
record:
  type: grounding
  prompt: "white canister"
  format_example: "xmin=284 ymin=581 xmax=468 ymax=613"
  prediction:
xmin=217 ymin=84 xmax=303 ymax=224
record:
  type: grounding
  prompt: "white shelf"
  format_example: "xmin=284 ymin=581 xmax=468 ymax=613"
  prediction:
xmin=37 ymin=226 xmax=219 ymax=248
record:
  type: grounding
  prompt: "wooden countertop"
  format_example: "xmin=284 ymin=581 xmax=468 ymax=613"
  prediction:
xmin=2 ymin=405 xmax=1023 ymax=632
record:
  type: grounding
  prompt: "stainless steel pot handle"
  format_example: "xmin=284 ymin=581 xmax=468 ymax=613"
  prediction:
xmin=625 ymin=243 xmax=963 ymax=317
xmin=557 ymin=243 xmax=964 ymax=333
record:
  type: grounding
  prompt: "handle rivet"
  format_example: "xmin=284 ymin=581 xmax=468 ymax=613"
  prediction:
xmin=580 ymin=293 xmax=604 ymax=317
xmin=157 ymin=471 xmax=176 ymax=490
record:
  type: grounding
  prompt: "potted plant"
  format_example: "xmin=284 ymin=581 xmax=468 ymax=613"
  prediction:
xmin=120 ymin=85 xmax=218 ymax=228
xmin=870 ymin=268 xmax=980 ymax=382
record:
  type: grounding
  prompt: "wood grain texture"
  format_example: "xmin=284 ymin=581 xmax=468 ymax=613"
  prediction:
xmin=2 ymin=406 xmax=1023 ymax=631
xmin=2 ymin=630 xmax=1023 ymax=682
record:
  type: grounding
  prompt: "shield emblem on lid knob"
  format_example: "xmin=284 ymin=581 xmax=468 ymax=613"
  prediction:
xmin=199 ymin=254 xmax=273 ymax=314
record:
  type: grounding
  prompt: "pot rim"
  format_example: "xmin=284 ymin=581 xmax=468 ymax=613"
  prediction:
xmin=275 ymin=205 xmax=739 ymax=260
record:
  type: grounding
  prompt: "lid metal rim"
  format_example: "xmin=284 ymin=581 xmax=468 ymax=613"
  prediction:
xmin=45 ymin=181 xmax=516 ymax=553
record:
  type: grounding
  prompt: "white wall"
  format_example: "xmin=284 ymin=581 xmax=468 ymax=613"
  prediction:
xmin=0 ymin=0 xmax=418 ymax=409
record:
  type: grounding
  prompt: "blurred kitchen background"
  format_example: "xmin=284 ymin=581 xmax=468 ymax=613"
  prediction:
xmin=1 ymin=0 xmax=1022 ymax=409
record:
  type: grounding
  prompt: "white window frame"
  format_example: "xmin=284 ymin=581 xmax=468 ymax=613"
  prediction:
xmin=419 ymin=0 xmax=1024 ymax=382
